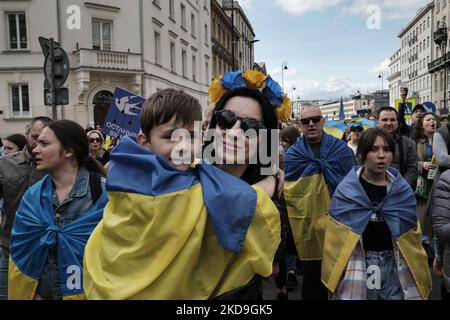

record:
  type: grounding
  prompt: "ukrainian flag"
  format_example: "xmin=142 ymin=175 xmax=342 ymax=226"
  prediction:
xmin=321 ymin=167 xmax=432 ymax=299
xmin=8 ymin=174 xmax=107 ymax=300
xmin=83 ymin=137 xmax=280 ymax=299
xmin=284 ymin=133 xmax=355 ymax=261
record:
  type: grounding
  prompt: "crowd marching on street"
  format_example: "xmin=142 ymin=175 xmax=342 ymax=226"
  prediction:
xmin=0 ymin=69 xmax=450 ymax=301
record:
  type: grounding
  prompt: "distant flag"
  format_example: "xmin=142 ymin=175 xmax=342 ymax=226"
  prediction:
xmin=339 ymin=96 xmax=345 ymax=120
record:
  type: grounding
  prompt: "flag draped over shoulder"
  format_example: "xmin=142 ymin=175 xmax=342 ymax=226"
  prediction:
xmin=283 ymin=133 xmax=355 ymax=260
xmin=8 ymin=175 xmax=107 ymax=300
xmin=321 ymin=167 xmax=432 ymax=299
xmin=83 ymin=137 xmax=280 ymax=300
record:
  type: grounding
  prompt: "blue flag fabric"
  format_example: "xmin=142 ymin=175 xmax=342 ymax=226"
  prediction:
xmin=284 ymin=132 xmax=355 ymax=195
xmin=10 ymin=174 xmax=108 ymax=297
xmin=106 ymin=136 xmax=257 ymax=253
xmin=329 ymin=167 xmax=417 ymax=239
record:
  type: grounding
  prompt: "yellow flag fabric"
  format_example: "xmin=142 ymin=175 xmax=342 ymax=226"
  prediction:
xmin=83 ymin=185 xmax=280 ymax=300
xmin=284 ymin=174 xmax=331 ymax=260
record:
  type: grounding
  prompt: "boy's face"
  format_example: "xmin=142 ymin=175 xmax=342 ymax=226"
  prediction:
xmin=137 ymin=115 xmax=197 ymax=171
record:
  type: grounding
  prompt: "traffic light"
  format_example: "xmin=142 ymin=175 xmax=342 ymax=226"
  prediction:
xmin=39 ymin=37 xmax=70 ymax=111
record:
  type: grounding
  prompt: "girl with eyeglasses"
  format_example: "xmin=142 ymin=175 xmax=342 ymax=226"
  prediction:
xmin=87 ymin=130 xmax=110 ymax=166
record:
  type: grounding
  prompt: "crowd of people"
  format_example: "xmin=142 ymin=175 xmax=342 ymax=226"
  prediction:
xmin=0 ymin=69 xmax=449 ymax=300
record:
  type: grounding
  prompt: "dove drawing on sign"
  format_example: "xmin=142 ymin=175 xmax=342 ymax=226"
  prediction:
xmin=115 ymin=96 xmax=142 ymax=116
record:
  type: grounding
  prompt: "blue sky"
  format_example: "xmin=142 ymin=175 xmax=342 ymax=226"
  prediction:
xmin=239 ymin=0 xmax=431 ymax=100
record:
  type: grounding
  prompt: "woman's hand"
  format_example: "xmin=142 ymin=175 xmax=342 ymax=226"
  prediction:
xmin=423 ymin=162 xmax=432 ymax=171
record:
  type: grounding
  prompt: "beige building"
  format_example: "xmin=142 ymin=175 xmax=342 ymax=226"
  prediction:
xmin=429 ymin=0 xmax=449 ymax=110
xmin=398 ymin=1 xmax=433 ymax=106
xmin=211 ymin=0 xmax=239 ymax=77
xmin=0 ymin=0 xmax=212 ymax=137
xmin=222 ymin=0 xmax=256 ymax=71
xmin=388 ymin=49 xmax=401 ymax=107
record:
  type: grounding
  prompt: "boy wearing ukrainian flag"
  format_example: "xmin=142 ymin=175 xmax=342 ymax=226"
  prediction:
xmin=83 ymin=88 xmax=280 ymax=299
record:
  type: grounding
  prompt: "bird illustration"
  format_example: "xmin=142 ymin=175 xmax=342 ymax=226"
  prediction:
xmin=115 ymin=96 xmax=142 ymax=116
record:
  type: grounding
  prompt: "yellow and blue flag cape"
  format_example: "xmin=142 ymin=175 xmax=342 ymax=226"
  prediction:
xmin=83 ymin=136 xmax=280 ymax=299
xmin=284 ymin=133 xmax=355 ymax=260
xmin=8 ymin=174 xmax=108 ymax=300
xmin=321 ymin=167 xmax=432 ymax=299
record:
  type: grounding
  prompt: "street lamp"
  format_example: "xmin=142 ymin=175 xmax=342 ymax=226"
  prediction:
xmin=249 ymin=39 xmax=260 ymax=70
xmin=281 ymin=62 xmax=288 ymax=92
xmin=378 ymin=73 xmax=384 ymax=92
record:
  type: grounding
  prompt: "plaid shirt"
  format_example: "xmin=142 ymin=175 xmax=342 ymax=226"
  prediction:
xmin=333 ymin=240 xmax=422 ymax=300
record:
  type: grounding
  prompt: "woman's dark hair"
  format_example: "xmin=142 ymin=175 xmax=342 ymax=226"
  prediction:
xmin=410 ymin=112 xmax=439 ymax=142
xmin=47 ymin=120 xmax=105 ymax=176
xmin=280 ymin=126 xmax=300 ymax=148
xmin=5 ymin=133 xmax=27 ymax=151
xmin=356 ymin=128 xmax=395 ymax=164
xmin=203 ymin=87 xmax=279 ymax=185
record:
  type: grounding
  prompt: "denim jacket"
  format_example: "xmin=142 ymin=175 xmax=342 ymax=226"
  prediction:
xmin=36 ymin=166 xmax=105 ymax=300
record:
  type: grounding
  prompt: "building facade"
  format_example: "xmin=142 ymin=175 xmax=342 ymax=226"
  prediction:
xmin=211 ymin=0 xmax=239 ymax=78
xmin=0 ymin=0 xmax=212 ymax=137
xmin=398 ymin=2 xmax=433 ymax=107
xmin=388 ymin=49 xmax=402 ymax=107
xmin=222 ymin=0 xmax=256 ymax=71
xmin=429 ymin=0 xmax=450 ymax=111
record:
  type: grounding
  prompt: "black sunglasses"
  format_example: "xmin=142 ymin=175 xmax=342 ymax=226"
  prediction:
xmin=88 ymin=138 xmax=102 ymax=143
xmin=215 ymin=110 xmax=265 ymax=131
xmin=300 ymin=116 xmax=323 ymax=125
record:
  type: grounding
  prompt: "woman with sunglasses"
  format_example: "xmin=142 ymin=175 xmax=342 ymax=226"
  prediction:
xmin=87 ymin=130 xmax=110 ymax=166
xmin=204 ymin=70 xmax=292 ymax=299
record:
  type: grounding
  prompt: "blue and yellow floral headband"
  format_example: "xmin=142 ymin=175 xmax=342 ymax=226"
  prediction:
xmin=208 ymin=70 xmax=292 ymax=123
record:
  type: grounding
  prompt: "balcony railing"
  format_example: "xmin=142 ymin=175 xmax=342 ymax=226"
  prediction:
xmin=434 ymin=23 xmax=447 ymax=44
xmin=428 ymin=52 xmax=450 ymax=72
xmin=73 ymin=49 xmax=142 ymax=71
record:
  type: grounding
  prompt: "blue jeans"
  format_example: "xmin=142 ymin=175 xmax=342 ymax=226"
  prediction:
xmin=0 ymin=249 xmax=8 ymax=300
xmin=365 ymin=250 xmax=403 ymax=300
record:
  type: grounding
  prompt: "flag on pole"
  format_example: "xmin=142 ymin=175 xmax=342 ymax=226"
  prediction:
xmin=339 ymin=96 xmax=345 ymax=120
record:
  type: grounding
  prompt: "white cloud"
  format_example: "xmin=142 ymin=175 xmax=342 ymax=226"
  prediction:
xmin=343 ymin=0 xmax=430 ymax=20
xmin=368 ymin=58 xmax=390 ymax=76
xmin=275 ymin=0 xmax=344 ymax=16
xmin=283 ymin=76 xmax=379 ymax=100
xmin=237 ymin=0 xmax=253 ymax=10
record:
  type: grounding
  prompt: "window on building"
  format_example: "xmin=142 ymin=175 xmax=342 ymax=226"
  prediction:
xmin=428 ymin=17 xmax=430 ymax=28
xmin=192 ymin=55 xmax=197 ymax=82
xmin=93 ymin=19 xmax=112 ymax=51
xmin=7 ymin=12 xmax=27 ymax=50
xmin=181 ymin=4 xmax=186 ymax=28
xmin=191 ymin=13 xmax=196 ymax=37
xmin=154 ymin=31 xmax=161 ymax=65
xmin=205 ymin=61 xmax=209 ymax=83
xmin=170 ymin=42 xmax=176 ymax=73
xmin=169 ymin=0 xmax=175 ymax=19
xmin=204 ymin=24 xmax=208 ymax=44
xmin=182 ymin=49 xmax=187 ymax=77
xmin=441 ymin=71 xmax=445 ymax=91
xmin=10 ymin=84 xmax=30 ymax=116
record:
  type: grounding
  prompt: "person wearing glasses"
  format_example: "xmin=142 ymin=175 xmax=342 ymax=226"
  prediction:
xmin=87 ymin=130 xmax=110 ymax=166
xmin=203 ymin=70 xmax=293 ymax=299
xmin=83 ymin=87 xmax=282 ymax=299
xmin=284 ymin=106 xmax=355 ymax=300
